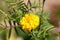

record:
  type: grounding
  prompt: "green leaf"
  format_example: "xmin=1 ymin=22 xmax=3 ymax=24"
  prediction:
xmin=45 ymin=35 xmax=56 ymax=40
xmin=0 ymin=28 xmax=7 ymax=40
xmin=8 ymin=27 xmax=12 ymax=39
xmin=5 ymin=0 xmax=16 ymax=3
xmin=14 ymin=27 xmax=30 ymax=40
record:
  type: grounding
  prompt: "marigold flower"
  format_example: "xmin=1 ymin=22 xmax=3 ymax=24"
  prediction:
xmin=19 ymin=13 xmax=40 ymax=31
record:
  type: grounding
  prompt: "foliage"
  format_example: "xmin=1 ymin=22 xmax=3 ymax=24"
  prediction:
xmin=0 ymin=0 xmax=57 ymax=40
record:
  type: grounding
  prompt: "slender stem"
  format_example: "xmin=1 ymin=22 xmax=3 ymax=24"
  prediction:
xmin=39 ymin=0 xmax=41 ymax=10
xmin=42 ymin=0 xmax=45 ymax=13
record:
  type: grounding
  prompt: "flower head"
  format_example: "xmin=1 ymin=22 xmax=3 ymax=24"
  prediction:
xmin=20 ymin=13 xmax=40 ymax=31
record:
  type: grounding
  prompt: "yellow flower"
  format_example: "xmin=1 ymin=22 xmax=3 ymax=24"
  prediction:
xmin=19 ymin=13 xmax=40 ymax=31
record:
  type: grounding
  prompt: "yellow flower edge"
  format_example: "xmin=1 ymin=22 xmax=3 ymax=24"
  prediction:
xmin=19 ymin=13 xmax=40 ymax=31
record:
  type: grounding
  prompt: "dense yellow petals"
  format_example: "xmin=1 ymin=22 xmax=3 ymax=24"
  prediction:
xmin=19 ymin=13 xmax=40 ymax=31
